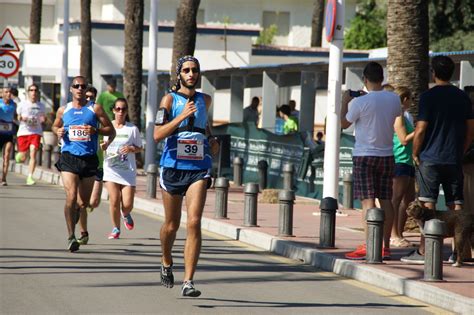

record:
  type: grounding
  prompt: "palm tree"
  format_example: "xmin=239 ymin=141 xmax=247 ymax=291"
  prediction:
xmin=80 ymin=0 xmax=92 ymax=83
xmin=29 ymin=0 xmax=42 ymax=43
xmin=310 ymin=0 xmax=325 ymax=47
xmin=123 ymin=0 xmax=144 ymax=129
xmin=170 ymin=0 xmax=201 ymax=82
xmin=387 ymin=0 xmax=430 ymax=116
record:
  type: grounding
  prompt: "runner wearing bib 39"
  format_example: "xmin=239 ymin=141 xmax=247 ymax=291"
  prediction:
xmin=52 ymin=76 xmax=115 ymax=252
xmin=154 ymin=56 xmax=219 ymax=297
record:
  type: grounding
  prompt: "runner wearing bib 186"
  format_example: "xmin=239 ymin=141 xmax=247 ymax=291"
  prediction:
xmin=52 ymin=76 xmax=115 ymax=252
xmin=154 ymin=56 xmax=219 ymax=297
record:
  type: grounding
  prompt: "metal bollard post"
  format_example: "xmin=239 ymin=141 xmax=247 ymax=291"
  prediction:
xmin=52 ymin=146 xmax=60 ymax=165
xmin=424 ymin=219 xmax=447 ymax=281
xmin=43 ymin=145 xmax=52 ymax=169
xmin=278 ymin=190 xmax=295 ymax=236
xmin=282 ymin=163 xmax=294 ymax=190
xmin=366 ymin=208 xmax=385 ymax=264
xmin=36 ymin=144 xmax=43 ymax=166
xmin=243 ymin=182 xmax=259 ymax=227
xmin=146 ymin=164 xmax=158 ymax=199
xmin=319 ymin=197 xmax=337 ymax=248
xmin=257 ymin=160 xmax=268 ymax=191
xmin=343 ymin=173 xmax=353 ymax=209
xmin=214 ymin=177 xmax=229 ymax=219
xmin=233 ymin=156 xmax=243 ymax=186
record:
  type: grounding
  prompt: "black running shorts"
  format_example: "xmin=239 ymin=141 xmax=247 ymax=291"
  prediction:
xmin=159 ymin=167 xmax=211 ymax=196
xmin=0 ymin=134 xmax=14 ymax=148
xmin=55 ymin=151 xmax=99 ymax=179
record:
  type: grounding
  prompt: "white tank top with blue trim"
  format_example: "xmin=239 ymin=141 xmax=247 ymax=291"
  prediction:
xmin=160 ymin=92 xmax=212 ymax=170
xmin=61 ymin=101 xmax=98 ymax=156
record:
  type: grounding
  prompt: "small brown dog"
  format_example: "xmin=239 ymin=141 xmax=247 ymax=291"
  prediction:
xmin=406 ymin=199 xmax=472 ymax=267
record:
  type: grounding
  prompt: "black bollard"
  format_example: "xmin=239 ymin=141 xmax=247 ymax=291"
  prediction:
xmin=52 ymin=146 xmax=60 ymax=165
xmin=233 ymin=156 xmax=243 ymax=186
xmin=214 ymin=177 xmax=229 ymax=219
xmin=366 ymin=208 xmax=385 ymax=264
xmin=278 ymin=190 xmax=295 ymax=236
xmin=257 ymin=160 xmax=268 ymax=191
xmin=43 ymin=145 xmax=52 ymax=169
xmin=343 ymin=173 xmax=353 ymax=209
xmin=319 ymin=197 xmax=337 ymax=248
xmin=146 ymin=164 xmax=158 ymax=198
xmin=424 ymin=219 xmax=447 ymax=281
xmin=283 ymin=163 xmax=294 ymax=190
xmin=36 ymin=144 xmax=43 ymax=166
xmin=243 ymin=182 xmax=259 ymax=227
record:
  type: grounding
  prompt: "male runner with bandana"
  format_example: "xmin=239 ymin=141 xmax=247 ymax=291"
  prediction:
xmin=154 ymin=56 xmax=219 ymax=297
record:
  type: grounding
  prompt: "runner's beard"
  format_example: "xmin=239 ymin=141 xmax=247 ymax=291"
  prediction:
xmin=180 ymin=74 xmax=198 ymax=89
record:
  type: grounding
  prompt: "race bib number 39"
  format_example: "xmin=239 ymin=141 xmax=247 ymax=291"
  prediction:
xmin=177 ymin=139 xmax=204 ymax=160
xmin=69 ymin=125 xmax=90 ymax=142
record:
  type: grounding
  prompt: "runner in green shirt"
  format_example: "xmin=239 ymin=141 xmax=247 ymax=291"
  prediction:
xmin=96 ymin=79 xmax=125 ymax=121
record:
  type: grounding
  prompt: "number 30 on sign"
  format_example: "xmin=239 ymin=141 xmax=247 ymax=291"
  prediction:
xmin=0 ymin=52 xmax=20 ymax=78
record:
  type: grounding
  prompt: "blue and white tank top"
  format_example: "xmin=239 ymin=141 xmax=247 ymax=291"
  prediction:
xmin=0 ymin=99 xmax=16 ymax=135
xmin=160 ymin=92 xmax=212 ymax=170
xmin=61 ymin=101 xmax=98 ymax=156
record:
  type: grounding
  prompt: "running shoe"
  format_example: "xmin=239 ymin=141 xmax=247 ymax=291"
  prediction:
xmin=160 ymin=264 xmax=174 ymax=288
xmin=123 ymin=213 xmax=134 ymax=230
xmin=400 ymin=249 xmax=425 ymax=264
xmin=181 ymin=280 xmax=201 ymax=297
xmin=0 ymin=181 xmax=7 ymax=186
xmin=108 ymin=227 xmax=120 ymax=239
xmin=68 ymin=236 xmax=80 ymax=252
xmin=26 ymin=175 xmax=36 ymax=186
xmin=77 ymin=232 xmax=89 ymax=245
xmin=345 ymin=244 xmax=366 ymax=260
xmin=15 ymin=152 xmax=23 ymax=163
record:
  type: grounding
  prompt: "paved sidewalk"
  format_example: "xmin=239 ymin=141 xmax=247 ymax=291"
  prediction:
xmin=10 ymin=163 xmax=474 ymax=314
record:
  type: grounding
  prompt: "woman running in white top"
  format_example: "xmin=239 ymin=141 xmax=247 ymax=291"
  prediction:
xmin=102 ymin=98 xmax=143 ymax=239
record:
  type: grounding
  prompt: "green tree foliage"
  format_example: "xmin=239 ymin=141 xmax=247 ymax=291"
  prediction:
xmin=345 ymin=0 xmax=387 ymax=49
xmin=429 ymin=0 xmax=474 ymax=51
xmin=256 ymin=24 xmax=278 ymax=45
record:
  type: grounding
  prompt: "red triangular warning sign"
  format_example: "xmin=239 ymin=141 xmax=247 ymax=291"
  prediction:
xmin=0 ymin=29 xmax=20 ymax=52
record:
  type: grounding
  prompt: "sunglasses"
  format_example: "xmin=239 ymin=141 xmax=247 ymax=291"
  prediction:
xmin=71 ymin=84 xmax=87 ymax=90
xmin=181 ymin=67 xmax=199 ymax=74
xmin=114 ymin=107 xmax=127 ymax=112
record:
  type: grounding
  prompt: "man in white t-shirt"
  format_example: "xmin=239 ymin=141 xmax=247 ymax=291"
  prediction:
xmin=15 ymin=84 xmax=46 ymax=185
xmin=340 ymin=62 xmax=401 ymax=260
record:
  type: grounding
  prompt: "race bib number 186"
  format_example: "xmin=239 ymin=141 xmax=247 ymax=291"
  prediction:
xmin=69 ymin=125 xmax=90 ymax=142
xmin=177 ymin=139 xmax=204 ymax=160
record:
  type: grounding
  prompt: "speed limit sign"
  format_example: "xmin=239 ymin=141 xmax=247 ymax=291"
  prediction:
xmin=0 ymin=52 xmax=19 ymax=78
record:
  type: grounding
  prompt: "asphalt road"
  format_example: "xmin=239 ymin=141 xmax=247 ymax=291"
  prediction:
xmin=0 ymin=173 xmax=448 ymax=314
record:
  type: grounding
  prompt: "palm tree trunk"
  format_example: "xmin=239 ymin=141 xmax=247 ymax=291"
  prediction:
xmin=80 ymin=0 xmax=92 ymax=83
xmin=310 ymin=0 xmax=325 ymax=47
xmin=387 ymin=0 xmax=430 ymax=117
xmin=123 ymin=0 xmax=144 ymax=129
xmin=170 ymin=0 xmax=201 ymax=82
xmin=29 ymin=0 xmax=42 ymax=43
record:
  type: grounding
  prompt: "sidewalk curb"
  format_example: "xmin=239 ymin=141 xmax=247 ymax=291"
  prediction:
xmin=10 ymin=164 xmax=473 ymax=315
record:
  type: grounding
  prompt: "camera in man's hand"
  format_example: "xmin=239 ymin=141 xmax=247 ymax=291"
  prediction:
xmin=349 ymin=90 xmax=362 ymax=97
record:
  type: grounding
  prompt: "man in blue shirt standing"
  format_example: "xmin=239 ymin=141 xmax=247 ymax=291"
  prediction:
xmin=401 ymin=55 xmax=474 ymax=264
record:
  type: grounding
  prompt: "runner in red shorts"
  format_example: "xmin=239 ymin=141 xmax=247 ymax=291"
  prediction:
xmin=15 ymin=83 xmax=47 ymax=185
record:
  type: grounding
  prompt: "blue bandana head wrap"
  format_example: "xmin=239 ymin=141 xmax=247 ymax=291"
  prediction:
xmin=176 ymin=55 xmax=200 ymax=76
